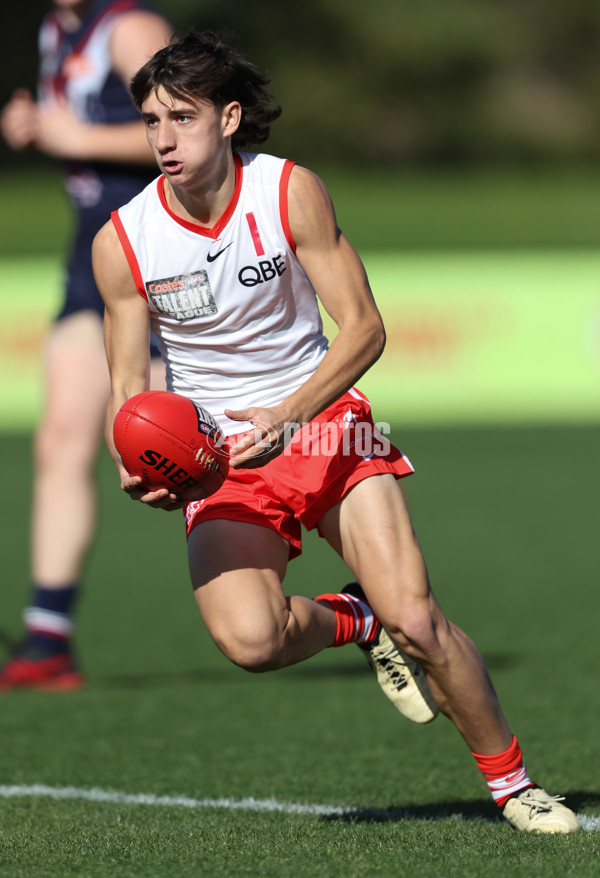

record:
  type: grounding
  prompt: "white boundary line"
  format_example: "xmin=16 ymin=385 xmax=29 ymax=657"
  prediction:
xmin=0 ymin=784 xmax=598 ymax=830
xmin=0 ymin=784 xmax=344 ymax=816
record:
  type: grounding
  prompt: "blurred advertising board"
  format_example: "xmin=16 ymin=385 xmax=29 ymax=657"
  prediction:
xmin=1 ymin=251 xmax=600 ymax=430
xmin=356 ymin=250 xmax=600 ymax=426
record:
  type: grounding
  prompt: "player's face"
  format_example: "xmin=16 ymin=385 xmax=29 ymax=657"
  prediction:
xmin=141 ymin=87 xmax=240 ymax=189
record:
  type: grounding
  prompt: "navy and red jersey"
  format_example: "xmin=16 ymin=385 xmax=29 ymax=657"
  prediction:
xmin=37 ymin=0 xmax=166 ymax=323
xmin=38 ymin=0 xmax=159 ymax=213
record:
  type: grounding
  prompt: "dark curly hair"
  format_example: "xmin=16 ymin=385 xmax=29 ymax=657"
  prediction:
xmin=130 ymin=30 xmax=281 ymax=148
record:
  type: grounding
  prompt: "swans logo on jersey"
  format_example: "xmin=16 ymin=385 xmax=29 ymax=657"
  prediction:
xmin=146 ymin=270 xmax=217 ymax=320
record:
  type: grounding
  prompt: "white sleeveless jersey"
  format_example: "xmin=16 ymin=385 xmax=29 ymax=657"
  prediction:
xmin=112 ymin=152 xmax=330 ymax=436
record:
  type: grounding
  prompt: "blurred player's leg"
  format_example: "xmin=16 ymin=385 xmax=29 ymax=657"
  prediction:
xmin=0 ymin=312 xmax=166 ymax=692
xmin=0 ymin=312 xmax=109 ymax=691
xmin=33 ymin=311 xmax=110 ymax=587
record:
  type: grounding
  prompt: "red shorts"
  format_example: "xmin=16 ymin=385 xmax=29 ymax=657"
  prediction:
xmin=184 ymin=388 xmax=414 ymax=558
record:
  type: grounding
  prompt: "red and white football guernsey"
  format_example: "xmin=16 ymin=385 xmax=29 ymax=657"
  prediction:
xmin=112 ymin=152 xmax=330 ymax=436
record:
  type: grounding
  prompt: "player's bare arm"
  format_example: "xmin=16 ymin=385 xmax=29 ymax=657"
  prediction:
xmin=92 ymin=221 xmax=150 ymax=446
xmin=285 ymin=166 xmax=386 ymax=412
xmin=92 ymin=221 xmax=181 ymax=509
xmin=35 ymin=11 xmax=172 ymax=163
xmin=228 ymin=165 xmax=385 ymax=467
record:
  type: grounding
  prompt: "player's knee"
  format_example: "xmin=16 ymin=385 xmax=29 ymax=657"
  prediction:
xmin=35 ymin=417 xmax=98 ymax=473
xmin=383 ymin=604 xmax=448 ymax=664
xmin=218 ymin=632 xmax=286 ymax=673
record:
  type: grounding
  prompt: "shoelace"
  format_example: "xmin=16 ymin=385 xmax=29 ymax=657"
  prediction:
xmin=518 ymin=790 xmax=566 ymax=814
xmin=367 ymin=636 xmax=412 ymax=685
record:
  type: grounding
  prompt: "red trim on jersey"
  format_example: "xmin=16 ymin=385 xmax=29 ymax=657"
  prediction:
xmin=245 ymin=212 xmax=265 ymax=256
xmin=279 ymin=159 xmax=296 ymax=252
xmin=157 ymin=153 xmax=244 ymax=239
xmin=111 ymin=208 xmax=147 ymax=299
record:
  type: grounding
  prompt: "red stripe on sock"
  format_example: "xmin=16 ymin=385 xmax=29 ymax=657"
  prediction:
xmin=314 ymin=593 xmax=379 ymax=647
xmin=314 ymin=594 xmax=354 ymax=646
xmin=472 ymin=735 xmax=534 ymax=807
xmin=26 ymin=628 xmax=69 ymax=642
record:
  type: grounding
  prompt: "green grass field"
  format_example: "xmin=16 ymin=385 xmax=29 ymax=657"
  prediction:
xmin=0 ymin=424 xmax=599 ymax=877
xmin=1 ymin=170 xmax=599 ymax=875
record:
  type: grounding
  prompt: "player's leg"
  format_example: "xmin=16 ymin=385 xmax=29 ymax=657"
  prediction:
xmin=0 ymin=312 xmax=110 ymax=692
xmin=317 ymin=473 xmax=579 ymax=832
xmin=319 ymin=473 xmax=511 ymax=752
xmin=30 ymin=319 xmax=169 ymax=584
xmin=0 ymin=316 xmax=165 ymax=693
xmin=333 ymin=580 xmax=439 ymax=724
xmin=32 ymin=311 xmax=110 ymax=587
xmin=188 ymin=519 xmax=337 ymax=670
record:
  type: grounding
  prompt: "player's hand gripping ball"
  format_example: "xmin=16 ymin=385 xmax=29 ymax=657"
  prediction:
xmin=113 ymin=391 xmax=229 ymax=500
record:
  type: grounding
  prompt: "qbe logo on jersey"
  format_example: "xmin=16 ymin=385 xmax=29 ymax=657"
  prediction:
xmin=146 ymin=270 xmax=217 ymax=320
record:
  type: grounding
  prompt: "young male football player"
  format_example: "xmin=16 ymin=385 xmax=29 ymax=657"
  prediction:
xmin=92 ymin=30 xmax=580 ymax=833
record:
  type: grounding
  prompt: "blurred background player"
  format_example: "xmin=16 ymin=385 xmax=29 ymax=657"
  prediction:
xmin=0 ymin=0 xmax=172 ymax=691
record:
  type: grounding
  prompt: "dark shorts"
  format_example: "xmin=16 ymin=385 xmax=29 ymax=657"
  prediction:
xmin=56 ymin=209 xmax=161 ymax=358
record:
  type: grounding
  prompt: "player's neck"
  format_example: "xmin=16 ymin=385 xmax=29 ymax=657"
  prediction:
xmin=163 ymin=153 xmax=237 ymax=229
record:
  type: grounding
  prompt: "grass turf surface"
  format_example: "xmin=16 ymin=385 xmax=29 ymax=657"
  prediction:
xmin=0 ymin=424 xmax=598 ymax=877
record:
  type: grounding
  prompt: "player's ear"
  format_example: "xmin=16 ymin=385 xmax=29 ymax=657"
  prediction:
xmin=222 ymin=101 xmax=241 ymax=138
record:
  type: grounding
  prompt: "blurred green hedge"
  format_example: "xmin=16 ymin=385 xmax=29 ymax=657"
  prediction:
xmin=3 ymin=0 xmax=600 ymax=166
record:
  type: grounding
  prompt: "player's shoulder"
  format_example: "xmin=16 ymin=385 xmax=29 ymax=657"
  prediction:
xmin=108 ymin=2 xmax=172 ymax=75
xmin=288 ymin=163 xmax=329 ymax=193
xmin=93 ymin=216 xmax=120 ymax=254
xmin=283 ymin=164 xmax=338 ymax=250
xmin=114 ymin=176 xmax=162 ymax=220
xmin=238 ymin=151 xmax=291 ymax=181
xmin=288 ymin=164 xmax=334 ymax=216
xmin=92 ymin=215 xmax=139 ymax=294
xmin=239 ymin=152 xmax=327 ymax=206
xmin=110 ymin=3 xmax=171 ymax=33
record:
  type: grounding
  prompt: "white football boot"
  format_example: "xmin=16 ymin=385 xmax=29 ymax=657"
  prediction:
xmin=503 ymin=787 xmax=581 ymax=833
xmin=343 ymin=583 xmax=439 ymax=724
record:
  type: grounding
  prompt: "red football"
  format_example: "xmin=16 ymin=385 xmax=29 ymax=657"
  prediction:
xmin=113 ymin=391 xmax=229 ymax=500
